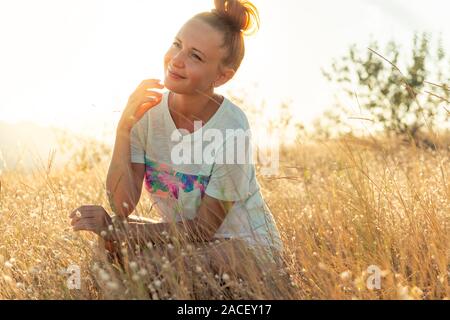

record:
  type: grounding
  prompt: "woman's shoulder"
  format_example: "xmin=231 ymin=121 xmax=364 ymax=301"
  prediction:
xmin=221 ymin=96 xmax=251 ymax=130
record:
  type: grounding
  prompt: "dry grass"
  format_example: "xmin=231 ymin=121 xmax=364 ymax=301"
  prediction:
xmin=0 ymin=134 xmax=448 ymax=300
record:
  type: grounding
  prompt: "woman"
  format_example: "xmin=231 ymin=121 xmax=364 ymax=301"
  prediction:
xmin=70 ymin=0 xmax=284 ymax=278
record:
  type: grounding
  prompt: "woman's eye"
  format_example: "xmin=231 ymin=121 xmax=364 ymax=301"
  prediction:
xmin=172 ymin=42 xmax=202 ymax=61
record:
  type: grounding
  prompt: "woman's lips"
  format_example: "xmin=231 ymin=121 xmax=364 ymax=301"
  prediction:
xmin=168 ymin=69 xmax=186 ymax=80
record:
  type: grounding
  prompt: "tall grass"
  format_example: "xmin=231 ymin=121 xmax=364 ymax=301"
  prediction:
xmin=0 ymin=132 xmax=448 ymax=299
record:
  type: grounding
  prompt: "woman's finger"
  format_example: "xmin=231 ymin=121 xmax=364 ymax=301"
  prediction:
xmin=70 ymin=217 xmax=80 ymax=226
xmin=144 ymin=89 xmax=163 ymax=95
xmin=69 ymin=205 xmax=93 ymax=218
xmin=70 ymin=216 xmax=96 ymax=226
xmin=73 ymin=206 xmax=104 ymax=217
xmin=74 ymin=211 xmax=98 ymax=218
xmin=135 ymin=97 xmax=163 ymax=119
xmin=140 ymin=79 xmax=164 ymax=86
xmin=145 ymin=80 xmax=164 ymax=88
xmin=73 ymin=221 xmax=94 ymax=232
xmin=71 ymin=216 xmax=95 ymax=224
xmin=69 ymin=208 xmax=82 ymax=218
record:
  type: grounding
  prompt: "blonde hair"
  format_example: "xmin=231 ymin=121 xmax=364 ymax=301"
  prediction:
xmin=191 ymin=0 xmax=260 ymax=72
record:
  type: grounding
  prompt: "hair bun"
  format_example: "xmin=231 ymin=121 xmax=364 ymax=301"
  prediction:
xmin=212 ymin=0 xmax=260 ymax=36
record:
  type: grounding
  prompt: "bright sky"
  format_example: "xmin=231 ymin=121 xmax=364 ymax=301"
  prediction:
xmin=0 ymin=0 xmax=449 ymax=144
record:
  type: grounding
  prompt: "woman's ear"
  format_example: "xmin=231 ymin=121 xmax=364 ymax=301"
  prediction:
xmin=214 ymin=67 xmax=236 ymax=87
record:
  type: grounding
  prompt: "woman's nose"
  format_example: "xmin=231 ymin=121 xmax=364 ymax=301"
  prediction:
xmin=171 ymin=51 xmax=186 ymax=67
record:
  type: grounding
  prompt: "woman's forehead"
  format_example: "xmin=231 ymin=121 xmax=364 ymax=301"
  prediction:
xmin=176 ymin=20 xmax=225 ymax=59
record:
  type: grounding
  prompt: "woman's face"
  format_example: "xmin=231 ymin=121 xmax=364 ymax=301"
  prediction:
xmin=163 ymin=19 xmax=234 ymax=95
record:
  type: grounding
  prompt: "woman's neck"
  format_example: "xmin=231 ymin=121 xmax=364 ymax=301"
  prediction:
xmin=168 ymin=90 xmax=223 ymax=125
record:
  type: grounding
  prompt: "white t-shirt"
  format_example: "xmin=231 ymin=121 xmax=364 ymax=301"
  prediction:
xmin=130 ymin=90 xmax=283 ymax=252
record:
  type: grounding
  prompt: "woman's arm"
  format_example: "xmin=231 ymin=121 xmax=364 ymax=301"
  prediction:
xmin=106 ymin=79 xmax=164 ymax=218
xmin=106 ymin=129 xmax=144 ymax=218
xmin=115 ymin=194 xmax=233 ymax=246
xmin=69 ymin=195 xmax=233 ymax=249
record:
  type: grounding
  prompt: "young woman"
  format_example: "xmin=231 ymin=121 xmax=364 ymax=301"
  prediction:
xmin=70 ymin=0 xmax=283 ymax=276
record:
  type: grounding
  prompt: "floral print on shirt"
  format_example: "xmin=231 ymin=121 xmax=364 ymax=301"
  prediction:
xmin=143 ymin=158 xmax=210 ymax=199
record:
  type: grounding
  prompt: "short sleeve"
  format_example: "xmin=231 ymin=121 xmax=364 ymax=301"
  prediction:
xmin=205 ymin=131 xmax=254 ymax=202
xmin=130 ymin=118 xmax=146 ymax=164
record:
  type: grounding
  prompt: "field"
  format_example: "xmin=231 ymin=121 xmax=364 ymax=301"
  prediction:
xmin=0 ymin=134 xmax=448 ymax=299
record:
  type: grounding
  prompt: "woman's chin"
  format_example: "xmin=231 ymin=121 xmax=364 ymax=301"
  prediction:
xmin=164 ymin=79 xmax=189 ymax=93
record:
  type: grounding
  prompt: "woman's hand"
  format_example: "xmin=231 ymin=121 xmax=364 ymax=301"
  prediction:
xmin=69 ymin=205 xmax=113 ymax=238
xmin=117 ymin=79 xmax=165 ymax=133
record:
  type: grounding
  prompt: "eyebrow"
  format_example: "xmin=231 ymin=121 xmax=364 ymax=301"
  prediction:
xmin=175 ymin=37 xmax=207 ymax=59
